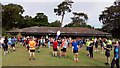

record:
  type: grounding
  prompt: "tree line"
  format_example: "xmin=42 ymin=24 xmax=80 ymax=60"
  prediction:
xmin=2 ymin=1 xmax=93 ymax=31
xmin=2 ymin=0 xmax=120 ymax=38
xmin=99 ymin=1 xmax=120 ymax=38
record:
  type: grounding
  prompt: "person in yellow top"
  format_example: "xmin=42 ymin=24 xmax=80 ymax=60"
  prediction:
xmin=29 ymin=37 xmax=36 ymax=60
xmin=86 ymin=39 xmax=91 ymax=56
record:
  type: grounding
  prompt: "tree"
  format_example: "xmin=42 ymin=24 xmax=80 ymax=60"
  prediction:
xmin=99 ymin=1 xmax=120 ymax=38
xmin=23 ymin=15 xmax=34 ymax=27
xmin=33 ymin=13 xmax=49 ymax=26
xmin=64 ymin=22 xmax=93 ymax=28
xmin=2 ymin=3 xmax=24 ymax=30
xmin=64 ymin=12 xmax=93 ymax=28
xmin=49 ymin=20 xmax=61 ymax=27
xmin=54 ymin=0 xmax=73 ymax=27
xmin=71 ymin=12 xmax=88 ymax=25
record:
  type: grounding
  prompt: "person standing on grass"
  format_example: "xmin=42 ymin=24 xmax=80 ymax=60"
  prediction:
xmin=1 ymin=36 xmax=5 ymax=49
xmin=35 ymin=38 xmax=40 ymax=53
xmin=94 ymin=38 xmax=98 ymax=52
xmin=3 ymin=36 xmax=8 ymax=55
xmin=47 ymin=38 xmax=50 ymax=48
xmin=59 ymin=38 xmax=64 ymax=57
xmin=72 ymin=39 xmax=79 ymax=62
xmin=26 ymin=37 xmax=30 ymax=51
xmin=86 ymin=39 xmax=90 ymax=56
xmin=99 ymin=38 xmax=104 ymax=54
xmin=57 ymin=37 xmax=62 ymax=51
xmin=29 ymin=37 xmax=36 ymax=60
xmin=104 ymin=39 xmax=112 ymax=65
xmin=111 ymin=41 xmax=119 ymax=68
xmin=53 ymin=39 xmax=58 ymax=57
xmin=11 ymin=37 xmax=16 ymax=51
xmin=8 ymin=37 xmax=12 ymax=52
xmin=60 ymin=38 xmax=68 ymax=58
xmin=89 ymin=40 xmax=94 ymax=59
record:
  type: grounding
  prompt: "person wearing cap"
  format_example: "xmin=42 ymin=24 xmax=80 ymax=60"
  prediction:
xmin=29 ymin=37 xmax=36 ymax=60
xmin=72 ymin=39 xmax=79 ymax=62
xmin=104 ymin=39 xmax=112 ymax=65
xmin=111 ymin=41 xmax=119 ymax=68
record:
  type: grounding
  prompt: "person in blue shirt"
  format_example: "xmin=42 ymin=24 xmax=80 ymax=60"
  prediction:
xmin=111 ymin=41 xmax=119 ymax=68
xmin=8 ymin=37 xmax=12 ymax=52
xmin=11 ymin=37 xmax=16 ymax=51
xmin=72 ymin=39 xmax=79 ymax=62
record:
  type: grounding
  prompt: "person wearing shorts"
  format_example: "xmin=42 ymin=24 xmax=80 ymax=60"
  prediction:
xmin=72 ymin=39 xmax=79 ymax=62
xmin=53 ymin=39 xmax=58 ymax=57
xmin=60 ymin=38 xmax=68 ymax=58
xmin=11 ymin=37 xmax=16 ymax=51
xmin=8 ymin=37 xmax=12 ymax=52
xmin=86 ymin=39 xmax=90 ymax=56
xmin=104 ymin=40 xmax=112 ymax=65
xmin=29 ymin=38 xmax=36 ymax=60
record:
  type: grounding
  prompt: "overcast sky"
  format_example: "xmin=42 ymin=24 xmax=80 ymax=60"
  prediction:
xmin=1 ymin=0 xmax=116 ymax=28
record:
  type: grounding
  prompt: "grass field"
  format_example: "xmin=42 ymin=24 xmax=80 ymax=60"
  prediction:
xmin=2 ymin=43 xmax=114 ymax=66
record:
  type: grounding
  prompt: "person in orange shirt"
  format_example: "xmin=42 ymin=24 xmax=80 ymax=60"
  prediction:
xmin=29 ymin=37 xmax=36 ymax=60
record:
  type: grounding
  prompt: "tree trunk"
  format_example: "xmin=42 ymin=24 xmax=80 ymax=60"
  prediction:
xmin=61 ymin=14 xmax=65 ymax=27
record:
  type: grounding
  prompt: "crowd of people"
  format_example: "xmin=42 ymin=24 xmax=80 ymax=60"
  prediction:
xmin=0 ymin=36 xmax=120 ymax=68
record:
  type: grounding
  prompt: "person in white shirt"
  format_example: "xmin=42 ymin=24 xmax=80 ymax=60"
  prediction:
xmin=0 ymin=37 xmax=5 ymax=48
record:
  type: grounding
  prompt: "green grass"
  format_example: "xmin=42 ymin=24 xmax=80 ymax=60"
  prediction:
xmin=2 ymin=43 xmax=114 ymax=66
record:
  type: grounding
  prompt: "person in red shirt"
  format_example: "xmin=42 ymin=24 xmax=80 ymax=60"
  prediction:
xmin=53 ymin=39 xmax=58 ymax=57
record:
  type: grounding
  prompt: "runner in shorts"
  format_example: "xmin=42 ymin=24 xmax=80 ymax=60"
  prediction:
xmin=60 ymin=38 xmax=68 ymax=58
xmin=104 ymin=40 xmax=112 ymax=65
xmin=53 ymin=39 xmax=58 ymax=57
xmin=8 ymin=37 xmax=12 ymax=52
xmin=86 ymin=39 xmax=90 ymax=56
xmin=29 ymin=37 xmax=36 ymax=60
xmin=11 ymin=37 xmax=16 ymax=51
xmin=72 ymin=39 xmax=79 ymax=62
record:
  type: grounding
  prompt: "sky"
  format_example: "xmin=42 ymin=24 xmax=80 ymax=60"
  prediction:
xmin=1 ymin=0 xmax=116 ymax=28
